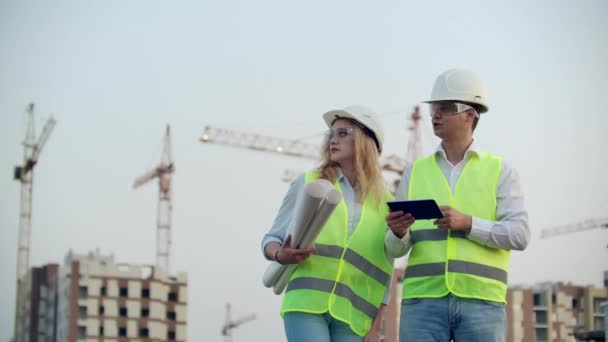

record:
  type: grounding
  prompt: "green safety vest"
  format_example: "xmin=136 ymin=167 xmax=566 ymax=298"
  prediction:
xmin=403 ymin=152 xmax=509 ymax=303
xmin=281 ymin=171 xmax=394 ymax=336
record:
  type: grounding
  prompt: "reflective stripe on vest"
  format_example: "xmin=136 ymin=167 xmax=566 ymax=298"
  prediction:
xmin=403 ymin=152 xmax=509 ymax=303
xmin=287 ymin=278 xmax=378 ymax=319
xmin=410 ymin=229 xmax=469 ymax=243
xmin=312 ymin=244 xmax=391 ymax=289
xmin=404 ymin=260 xmax=508 ymax=284
xmin=280 ymin=171 xmax=393 ymax=336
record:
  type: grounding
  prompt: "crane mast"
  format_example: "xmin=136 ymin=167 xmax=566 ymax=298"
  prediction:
xmin=13 ymin=102 xmax=56 ymax=342
xmin=405 ymin=106 xmax=422 ymax=167
xmin=133 ymin=125 xmax=174 ymax=272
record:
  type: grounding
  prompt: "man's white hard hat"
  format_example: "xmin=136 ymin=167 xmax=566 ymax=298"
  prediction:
xmin=322 ymin=105 xmax=384 ymax=153
xmin=422 ymin=68 xmax=489 ymax=114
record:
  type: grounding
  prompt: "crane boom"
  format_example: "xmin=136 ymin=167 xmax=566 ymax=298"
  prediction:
xmin=232 ymin=314 xmax=256 ymax=327
xmin=540 ymin=217 xmax=608 ymax=239
xmin=200 ymin=126 xmax=407 ymax=175
xmin=222 ymin=303 xmax=256 ymax=342
xmin=31 ymin=115 xmax=56 ymax=162
xmin=133 ymin=168 xmax=160 ymax=188
xmin=201 ymin=125 xmax=319 ymax=159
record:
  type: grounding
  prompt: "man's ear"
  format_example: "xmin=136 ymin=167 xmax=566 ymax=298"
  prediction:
xmin=468 ymin=109 xmax=480 ymax=131
xmin=465 ymin=109 xmax=476 ymax=122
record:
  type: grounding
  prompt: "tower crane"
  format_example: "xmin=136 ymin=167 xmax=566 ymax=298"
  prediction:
xmin=133 ymin=124 xmax=174 ymax=272
xmin=12 ymin=102 xmax=56 ymax=342
xmin=540 ymin=217 xmax=608 ymax=239
xmin=221 ymin=303 xmax=256 ymax=342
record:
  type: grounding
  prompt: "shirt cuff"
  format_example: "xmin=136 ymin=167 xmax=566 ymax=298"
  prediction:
xmin=391 ymin=229 xmax=411 ymax=242
xmin=381 ymin=290 xmax=391 ymax=305
xmin=385 ymin=229 xmax=411 ymax=256
xmin=468 ymin=217 xmax=493 ymax=245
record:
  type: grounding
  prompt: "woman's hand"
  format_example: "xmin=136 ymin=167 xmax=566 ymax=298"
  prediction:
xmin=364 ymin=326 xmax=381 ymax=342
xmin=276 ymin=234 xmax=316 ymax=264
xmin=364 ymin=304 xmax=385 ymax=342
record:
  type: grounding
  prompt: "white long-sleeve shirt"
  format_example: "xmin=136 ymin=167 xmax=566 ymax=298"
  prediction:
xmin=385 ymin=141 xmax=530 ymax=258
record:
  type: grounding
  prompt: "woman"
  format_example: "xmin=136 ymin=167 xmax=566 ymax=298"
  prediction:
xmin=261 ymin=106 xmax=394 ymax=342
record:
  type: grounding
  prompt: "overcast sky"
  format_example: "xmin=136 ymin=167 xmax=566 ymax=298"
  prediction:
xmin=1 ymin=1 xmax=607 ymax=341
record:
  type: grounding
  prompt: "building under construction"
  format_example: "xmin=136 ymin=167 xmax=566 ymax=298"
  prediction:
xmin=14 ymin=263 xmax=60 ymax=342
xmin=378 ymin=273 xmax=608 ymax=342
xmin=507 ymin=280 xmax=607 ymax=342
xmin=15 ymin=250 xmax=188 ymax=342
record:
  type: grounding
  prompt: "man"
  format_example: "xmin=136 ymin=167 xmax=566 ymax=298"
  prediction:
xmin=385 ymin=69 xmax=530 ymax=341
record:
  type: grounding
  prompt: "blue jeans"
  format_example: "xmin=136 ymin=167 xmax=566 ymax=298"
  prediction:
xmin=284 ymin=311 xmax=362 ymax=342
xmin=400 ymin=294 xmax=506 ymax=342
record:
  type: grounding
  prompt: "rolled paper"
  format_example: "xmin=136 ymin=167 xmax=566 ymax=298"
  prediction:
xmin=272 ymin=187 xmax=341 ymax=294
xmin=262 ymin=180 xmax=327 ymax=287
xmin=263 ymin=179 xmax=342 ymax=293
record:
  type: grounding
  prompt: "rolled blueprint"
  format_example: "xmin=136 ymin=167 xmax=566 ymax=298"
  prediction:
xmin=262 ymin=179 xmax=340 ymax=290
xmin=289 ymin=179 xmax=334 ymax=244
xmin=262 ymin=180 xmax=330 ymax=288
xmin=272 ymin=187 xmax=341 ymax=294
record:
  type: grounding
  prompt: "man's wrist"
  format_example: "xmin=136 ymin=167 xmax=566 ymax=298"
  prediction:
xmin=464 ymin=215 xmax=473 ymax=234
xmin=390 ymin=228 xmax=405 ymax=239
xmin=395 ymin=228 xmax=409 ymax=239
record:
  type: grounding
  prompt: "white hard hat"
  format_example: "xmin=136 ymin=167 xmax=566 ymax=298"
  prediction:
xmin=422 ymin=68 xmax=489 ymax=114
xmin=322 ymin=105 xmax=384 ymax=153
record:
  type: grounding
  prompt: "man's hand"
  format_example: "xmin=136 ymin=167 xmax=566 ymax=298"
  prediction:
xmin=276 ymin=234 xmax=316 ymax=264
xmin=386 ymin=211 xmax=415 ymax=238
xmin=434 ymin=206 xmax=472 ymax=233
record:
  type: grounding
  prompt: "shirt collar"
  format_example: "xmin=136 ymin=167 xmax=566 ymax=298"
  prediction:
xmin=434 ymin=140 xmax=481 ymax=160
xmin=336 ymin=168 xmax=346 ymax=182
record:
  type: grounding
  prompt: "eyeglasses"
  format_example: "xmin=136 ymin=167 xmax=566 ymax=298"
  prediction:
xmin=326 ymin=127 xmax=354 ymax=140
xmin=429 ymin=102 xmax=479 ymax=118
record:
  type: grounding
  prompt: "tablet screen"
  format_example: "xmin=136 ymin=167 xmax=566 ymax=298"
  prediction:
xmin=386 ymin=199 xmax=443 ymax=220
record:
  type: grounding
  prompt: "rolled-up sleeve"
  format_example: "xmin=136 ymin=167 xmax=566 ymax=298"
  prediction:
xmin=385 ymin=230 xmax=413 ymax=258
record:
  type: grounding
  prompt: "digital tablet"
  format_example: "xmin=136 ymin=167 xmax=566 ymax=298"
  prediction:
xmin=386 ymin=199 xmax=443 ymax=220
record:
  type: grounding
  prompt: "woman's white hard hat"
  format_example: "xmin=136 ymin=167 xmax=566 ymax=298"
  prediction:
xmin=322 ymin=105 xmax=384 ymax=153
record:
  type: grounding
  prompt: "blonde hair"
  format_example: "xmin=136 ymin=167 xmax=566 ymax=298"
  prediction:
xmin=317 ymin=119 xmax=386 ymax=207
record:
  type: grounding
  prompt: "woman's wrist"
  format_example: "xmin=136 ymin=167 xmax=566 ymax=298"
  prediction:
xmin=274 ymin=249 xmax=285 ymax=265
